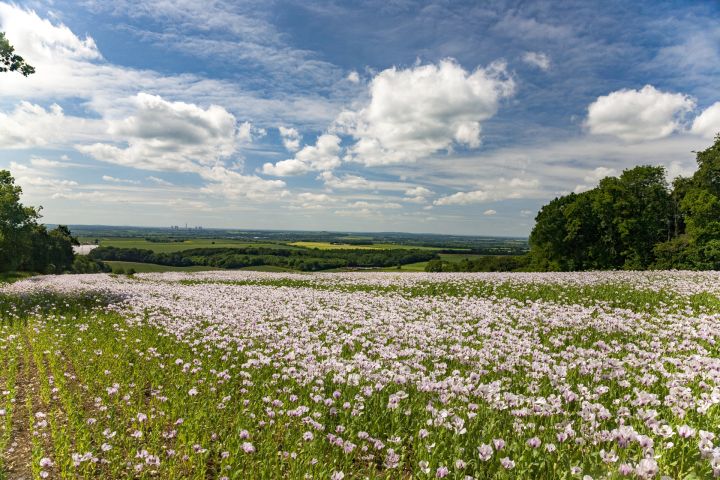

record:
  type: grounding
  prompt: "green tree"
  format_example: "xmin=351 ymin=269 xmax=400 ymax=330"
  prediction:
xmin=0 ymin=171 xmax=39 ymax=271
xmin=0 ymin=32 xmax=35 ymax=76
xmin=528 ymin=194 xmax=574 ymax=270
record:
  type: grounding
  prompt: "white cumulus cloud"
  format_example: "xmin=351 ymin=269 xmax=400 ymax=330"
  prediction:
xmin=278 ymin=126 xmax=302 ymax=152
xmin=691 ymin=102 xmax=720 ymax=139
xmin=585 ymin=85 xmax=695 ymax=142
xmin=522 ymin=52 xmax=550 ymax=71
xmin=262 ymin=134 xmax=341 ymax=176
xmin=335 ymin=59 xmax=515 ymax=166
xmin=0 ymin=102 xmax=105 ymax=149
xmin=434 ymin=177 xmax=540 ymax=206
xmin=78 ymin=93 xmax=244 ymax=172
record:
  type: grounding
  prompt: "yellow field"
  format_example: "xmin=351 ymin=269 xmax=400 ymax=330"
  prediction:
xmin=288 ymin=241 xmax=443 ymax=250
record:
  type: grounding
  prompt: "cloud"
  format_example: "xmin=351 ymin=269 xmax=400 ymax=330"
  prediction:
xmin=0 ymin=3 xmax=344 ymax=131
xmin=349 ymin=201 xmax=402 ymax=209
xmin=7 ymin=161 xmax=77 ymax=197
xmin=522 ymin=52 xmax=550 ymax=71
xmin=147 ymin=176 xmax=174 ymax=186
xmin=434 ymin=177 xmax=541 ymax=205
xmin=691 ymin=102 xmax=720 ymax=139
xmin=573 ymin=166 xmax=619 ymax=193
xmin=262 ymin=134 xmax=341 ymax=176
xmin=30 ymin=158 xmax=61 ymax=168
xmin=102 ymin=175 xmax=140 ymax=185
xmin=584 ymin=166 xmax=617 ymax=183
xmin=0 ymin=102 xmax=105 ymax=149
xmin=483 ymin=209 xmax=497 ymax=216
xmin=278 ymin=126 xmax=302 ymax=152
xmin=347 ymin=71 xmax=360 ymax=83
xmin=403 ymin=185 xmax=434 ymax=203
xmin=336 ymin=59 xmax=515 ymax=166
xmin=293 ymin=192 xmax=335 ymax=209
xmin=585 ymin=85 xmax=696 ymax=142
xmin=78 ymin=93 xmax=244 ymax=172
xmin=319 ymin=172 xmax=374 ymax=190
xmin=200 ymin=166 xmax=287 ymax=201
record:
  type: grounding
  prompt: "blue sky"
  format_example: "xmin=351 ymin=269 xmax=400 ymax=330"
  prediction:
xmin=1 ymin=0 xmax=719 ymax=235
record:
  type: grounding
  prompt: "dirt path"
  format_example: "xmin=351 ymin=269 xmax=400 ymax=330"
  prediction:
xmin=3 ymin=330 xmax=36 ymax=480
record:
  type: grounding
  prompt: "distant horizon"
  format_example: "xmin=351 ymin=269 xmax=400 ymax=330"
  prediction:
xmin=53 ymin=223 xmax=529 ymax=240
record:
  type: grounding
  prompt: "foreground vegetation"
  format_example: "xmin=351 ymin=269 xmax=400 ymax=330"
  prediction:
xmin=1 ymin=271 xmax=720 ymax=479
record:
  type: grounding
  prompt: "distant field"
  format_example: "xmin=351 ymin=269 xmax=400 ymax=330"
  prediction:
xmin=105 ymin=261 xmax=301 ymax=273
xmin=104 ymin=261 xmax=221 ymax=273
xmin=439 ymin=253 xmax=487 ymax=262
xmin=238 ymin=265 xmax=297 ymax=272
xmin=375 ymin=254 xmax=492 ymax=272
xmin=376 ymin=261 xmax=429 ymax=271
xmin=288 ymin=241 xmax=451 ymax=251
xmin=0 ymin=271 xmax=34 ymax=283
xmin=97 ymin=238 xmax=290 ymax=253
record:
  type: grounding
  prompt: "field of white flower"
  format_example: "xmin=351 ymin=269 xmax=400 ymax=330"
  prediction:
xmin=1 ymin=271 xmax=720 ymax=479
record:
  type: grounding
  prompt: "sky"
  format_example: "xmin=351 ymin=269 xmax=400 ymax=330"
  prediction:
xmin=0 ymin=0 xmax=719 ymax=236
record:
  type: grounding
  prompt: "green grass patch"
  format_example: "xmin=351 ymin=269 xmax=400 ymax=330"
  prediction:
xmin=99 ymin=238 xmax=292 ymax=253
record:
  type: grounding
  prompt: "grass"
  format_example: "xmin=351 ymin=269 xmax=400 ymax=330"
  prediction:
xmin=98 ymin=238 xmax=292 ymax=253
xmin=0 ymin=271 xmax=34 ymax=283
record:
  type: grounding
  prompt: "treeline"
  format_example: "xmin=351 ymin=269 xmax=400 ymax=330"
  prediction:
xmin=425 ymin=255 xmax=529 ymax=272
xmin=529 ymin=135 xmax=720 ymax=271
xmin=0 ymin=171 xmax=108 ymax=274
xmin=90 ymin=246 xmax=439 ymax=271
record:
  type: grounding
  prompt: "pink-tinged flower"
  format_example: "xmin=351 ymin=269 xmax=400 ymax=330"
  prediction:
xmin=677 ymin=425 xmax=695 ymax=438
xmin=239 ymin=430 xmax=250 ymax=439
xmin=136 ymin=413 xmax=147 ymax=422
xmin=241 ymin=442 xmax=255 ymax=454
xmin=618 ymin=464 xmax=633 ymax=476
xmin=600 ymin=449 xmax=618 ymax=463
xmin=454 ymin=459 xmax=466 ymax=469
xmin=330 ymin=471 xmax=344 ymax=480
xmin=436 ymin=466 xmax=449 ymax=478
xmin=635 ymin=458 xmax=658 ymax=479
xmin=188 ymin=388 xmax=198 ymax=396
xmin=303 ymin=431 xmax=314 ymax=441
xmin=500 ymin=457 xmax=515 ymax=470
xmin=39 ymin=458 xmax=53 ymax=468
xmin=418 ymin=461 xmax=430 ymax=474
xmin=493 ymin=438 xmax=505 ymax=451
xmin=419 ymin=429 xmax=429 ymax=439
xmin=101 ymin=444 xmax=112 ymax=452
xmin=526 ymin=437 xmax=541 ymax=448
xmin=477 ymin=444 xmax=493 ymax=461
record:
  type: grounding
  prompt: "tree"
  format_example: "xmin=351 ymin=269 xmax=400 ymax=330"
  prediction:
xmin=0 ymin=171 xmax=39 ymax=271
xmin=529 ymin=165 xmax=671 ymax=271
xmin=0 ymin=32 xmax=35 ymax=76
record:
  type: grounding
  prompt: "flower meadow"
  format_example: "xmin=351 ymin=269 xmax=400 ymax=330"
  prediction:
xmin=1 ymin=271 xmax=720 ymax=479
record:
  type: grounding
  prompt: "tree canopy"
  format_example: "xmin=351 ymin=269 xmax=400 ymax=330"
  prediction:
xmin=0 ymin=32 xmax=35 ymax=76
xmin=529 ymin=135 xmax=720 ymax=271
xmin=0 ymin=171 xmax=78 ymax=273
